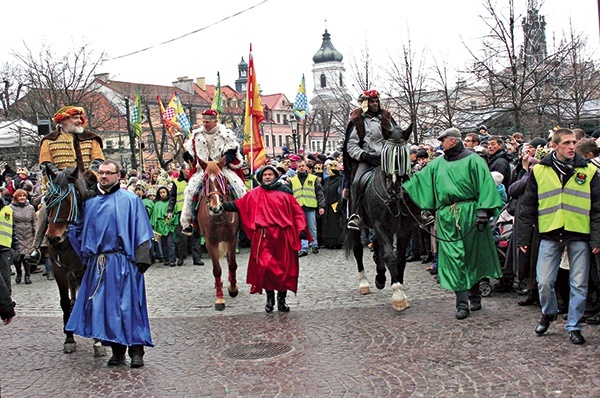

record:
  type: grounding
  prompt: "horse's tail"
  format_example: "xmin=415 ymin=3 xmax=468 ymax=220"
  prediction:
xmin=218 ymin=242 xmax=228 ymax=259
xmin=343 ymin=228 xmax=354 ymax=259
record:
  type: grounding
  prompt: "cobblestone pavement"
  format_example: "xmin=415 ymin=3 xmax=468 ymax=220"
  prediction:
xmin=2 ymin=247 xmax=600 ymax=397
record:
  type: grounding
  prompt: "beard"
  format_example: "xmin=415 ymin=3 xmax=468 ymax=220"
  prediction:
xmin=63 ymin=124 xmax=84 ymax=134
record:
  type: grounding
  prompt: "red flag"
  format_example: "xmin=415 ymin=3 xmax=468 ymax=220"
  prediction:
xmin=243 ymin=43 xmax=266 ymax=170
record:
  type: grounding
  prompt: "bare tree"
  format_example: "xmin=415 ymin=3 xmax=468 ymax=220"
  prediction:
xmin=0 ymin=62 xmax=26 ymax=118
xmin=464 ymin=0 xmax=572 ymax=134
xmin=385 ymin=35 xmax=428 ymax=141
xmin=10 ymin=42 xmax=107 ymax=131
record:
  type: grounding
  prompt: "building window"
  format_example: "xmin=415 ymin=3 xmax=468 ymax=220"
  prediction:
xmin=339 ymin=73 xmax=343 ymax=86
xmin=265 ymin=134 xmax=270 ymax=147
xmin=276 ymin=114 xmax=281 ymax=124
xmin=320 ymin=74 xmax=326 ymax=88
xmin=278 ymin=135 xmax=282 ymax=147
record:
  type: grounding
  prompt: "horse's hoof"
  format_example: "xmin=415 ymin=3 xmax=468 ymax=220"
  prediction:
xmin=393 ymin=299 xmax=410 ymax=311
xmin=359 ymin=286 xmax=371 ymax=295
xmin=93 ymin=343 xmax=107 ymax=357
xmin=63 ymin=343 xmax=77 ymax=354
xmin=375 ymin=279 xmax=386 ymax=290
xmin=228 ymin=287 xmax=239 ymax=297
xmin=215 ymin=298 xmax=226 ymax=311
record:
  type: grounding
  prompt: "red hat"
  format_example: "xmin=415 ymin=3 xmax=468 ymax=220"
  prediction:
xmin=288 ymin=154 xmax=302 ymax=161
xmin=52 ymin=106 xmax=87 ymax=126
xmin=202 ymin=109 xmax=219 ymax=120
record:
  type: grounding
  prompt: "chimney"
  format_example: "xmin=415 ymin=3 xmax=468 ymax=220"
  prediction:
xmin=94 ymin=73 xmax=110 ymax=82
xmin=196 ymin=77 xmax=206 ymax=90
xmin=172 ymin=76 xmax=194 ymax=93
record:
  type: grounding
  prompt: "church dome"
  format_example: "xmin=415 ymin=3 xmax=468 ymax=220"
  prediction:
xmin=312 ymin=30 xmax=343 ymax=63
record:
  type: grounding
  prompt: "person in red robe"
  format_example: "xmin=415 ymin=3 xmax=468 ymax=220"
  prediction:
xmin=222 ymin=165 xmax=310 ymax=313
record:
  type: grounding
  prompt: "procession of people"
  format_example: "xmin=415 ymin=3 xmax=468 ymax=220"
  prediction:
xmin=3 ymin=97 xmax=600 ymax=376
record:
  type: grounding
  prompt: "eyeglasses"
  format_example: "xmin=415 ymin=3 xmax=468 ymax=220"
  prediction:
xmin=98 ymin=171 xmax=119 ymax=176
xmin=464 ymin=139 xmax=473 ymax=142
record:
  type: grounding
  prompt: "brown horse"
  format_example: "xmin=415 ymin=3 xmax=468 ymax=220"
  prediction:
xmin=196 ymin=157 xmax=240 ymax=310
xmin=44 ymin=166 xmax=105 ymax=356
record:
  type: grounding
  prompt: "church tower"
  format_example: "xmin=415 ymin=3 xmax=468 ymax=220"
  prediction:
xmin=311 ymin=29 xmax=349 ymax=102
xmin=522 ymin=0 xmax=547 ymax=67
xmin=235 ymin=57 xmax=248 ymax=93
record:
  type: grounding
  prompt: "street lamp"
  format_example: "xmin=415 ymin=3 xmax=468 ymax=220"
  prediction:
xmin=288 ymin=117 xmax=298 ymax=154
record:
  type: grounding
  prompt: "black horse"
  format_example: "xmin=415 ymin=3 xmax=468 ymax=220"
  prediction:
xmin=345 ymin=124 xmax=418 ymax=311
xmin=44 ymin=166 xmax=105 ymax=355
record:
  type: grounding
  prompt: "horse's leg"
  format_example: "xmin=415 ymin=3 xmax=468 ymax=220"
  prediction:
xmin=353 ymin=230 xmax=370 ymax=295
xmin=207 ymin=240 xmax=225 ymax=311
xmin=54 ymin=266 xmax=77 ymax=354
xmin=372 ymin=221 xmax=399 ymax=285
xmin=227 ymin=233 xmax=239 ymax=298
xmin=373 ymin=239 xmax=387 ymax=290
xmin=391 ymin=228 xmax=411 ymax=312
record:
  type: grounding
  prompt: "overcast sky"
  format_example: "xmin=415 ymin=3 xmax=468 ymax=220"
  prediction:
xmin=2 ymin=0 xmax=598 ymax=102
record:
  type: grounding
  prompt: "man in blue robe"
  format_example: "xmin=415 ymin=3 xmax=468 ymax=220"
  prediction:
xmin=66 ymin=159 xmax=154 ymax=368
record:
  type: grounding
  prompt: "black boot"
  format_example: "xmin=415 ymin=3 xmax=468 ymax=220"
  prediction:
xmin=108 ymin=343 xmax=127 ymax=366
xmin=277 ymin=291 xmax=290 ymax=312
xmin=24 ymin=262 xmax=32 ymax=285
xmin=265 ymin=290 xmax=275 ymax=313
xmin=15 ymin=264 xmax=22 ymax=284
xmin=128 ymin=345 xmax=145 ymax=368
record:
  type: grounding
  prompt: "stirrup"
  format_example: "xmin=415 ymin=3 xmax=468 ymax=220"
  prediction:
xmin=181 ymin=226 xmax=193 ymax=236
xmin=347 ymin=215 xmax=362 ymax=230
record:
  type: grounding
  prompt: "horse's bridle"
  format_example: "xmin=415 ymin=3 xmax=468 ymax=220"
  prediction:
xmin=45 ymin=181 xmax=80 ymax=224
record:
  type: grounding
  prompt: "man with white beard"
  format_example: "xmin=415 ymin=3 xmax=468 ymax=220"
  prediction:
xmin=27 ymin=106 xmax=104 ymax=261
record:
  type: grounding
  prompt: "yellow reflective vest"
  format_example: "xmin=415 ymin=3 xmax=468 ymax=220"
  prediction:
xmin=290 ymin=174 xmax=318 ymax=208
xmin=0 ymin=206 xmax=14 ymax=248
xmin=173 ymin=179 xmax=187 ymax=213
xmin=533 ymin=163 xmax=597 ymax=234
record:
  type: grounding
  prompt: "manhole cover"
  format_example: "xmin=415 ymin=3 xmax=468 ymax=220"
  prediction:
xmin=222 ymin=342 xmax=292 ymax=360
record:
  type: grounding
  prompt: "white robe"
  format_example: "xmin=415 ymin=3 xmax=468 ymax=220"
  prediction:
xmin=180 ymin=124 xmax=246 ymax=228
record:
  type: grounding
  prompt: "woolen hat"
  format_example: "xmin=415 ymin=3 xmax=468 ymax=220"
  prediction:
xmin=257 ymin=165 xmax=279 ymax=183
xmin=528 ymin=137 xmax=547 ymax=148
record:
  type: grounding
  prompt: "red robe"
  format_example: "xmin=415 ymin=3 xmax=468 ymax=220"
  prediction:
xmin=234 ymin=186 xmax=309 ymax=294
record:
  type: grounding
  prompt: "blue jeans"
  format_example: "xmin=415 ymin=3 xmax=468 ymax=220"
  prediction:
xmin=301 ymin=208 xmax=318 ymax=251
xmin=536 ymin=239 xmax=589 ymax=332
xmin=160 ymin=233 xmax=176 ymax=262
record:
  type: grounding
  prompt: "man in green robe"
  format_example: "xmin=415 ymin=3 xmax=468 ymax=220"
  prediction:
xmin=402 ymin=127 xmax=503 ymax=320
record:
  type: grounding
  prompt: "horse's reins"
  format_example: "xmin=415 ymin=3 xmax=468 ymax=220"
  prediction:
xmin=205 ymin=191 xmax=235 ymax=224
xmin=45 ymin=178 xmax=80 ymax=224
xmin=378 ymin=140 xmax=480 ymax=243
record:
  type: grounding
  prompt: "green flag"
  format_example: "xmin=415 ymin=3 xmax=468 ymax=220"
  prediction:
xmin=211 ymin=71 xmax=223 ymax=114
xmin=131 ymin=85 xmax=143 ymax=137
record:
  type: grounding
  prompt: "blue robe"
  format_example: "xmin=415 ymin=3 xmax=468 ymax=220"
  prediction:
xmin=66 ymin=188 xmax=155 ymax=347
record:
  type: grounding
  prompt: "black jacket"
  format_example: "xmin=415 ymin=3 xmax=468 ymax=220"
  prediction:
xmin=488 ymin=148 xmax=512 ymax=189
xmin=516 ymin=153 xmax=600 ymax=248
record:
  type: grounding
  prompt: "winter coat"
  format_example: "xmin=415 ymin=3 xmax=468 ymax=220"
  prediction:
xmin=9 ymin=201 xmax=36 ymax=255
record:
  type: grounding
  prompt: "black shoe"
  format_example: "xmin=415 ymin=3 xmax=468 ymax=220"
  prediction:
xmin=277 ymin=292 xmax=290 ymax=312
xmin=535 ymin=314 xmax=557 ymax=335
xmin=568 ymin=330 xmax=585 ymax=345
xmin=24 ymin=275 xmax=32 ymax=285
xmin=25 ymin=249 xmax=42 ymax=264
xmin=181 ymin=226 xmax=193 ymax=236
xmin=470 ymin=302 xmax=482 ymax=311
xmin=176 ymin=258 xmax=184 ymax=266
xmin=194 ymin=260 xmax=205 ymax=266
xmin=421 ymin=253 xmax=434 ymax=264
xmin=518 ymin=296 xmax=539 ymax=306
xmin=311 ymin=247 xmax=319 ymax=254
xmin=15 ymin=275 xmax=21 ymax=284
xmin=107 ymin=354 xmax=126 ymax=366
xmin=586 ymin=313 xmax=600 ymax=325
xmin=406 ymin=255 xmax=421 ymax=262
xmin=493 ymin=278 xmax=514 ymax=292
xmin=265 ymin=291 xmax=275 ymax=313
xmin=456 ymin=308 xmax=469 ymax=320
xmin=169 ymin=261 xmax=176 ymax=267
xmin=298 ymin=251 xmax=308 ymax=258
xmin=347 ymin=215 xmax=362 ymax=230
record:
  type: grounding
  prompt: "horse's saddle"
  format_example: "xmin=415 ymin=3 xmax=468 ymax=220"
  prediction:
xmin=356 ymin=168 xmax=377 ymax=193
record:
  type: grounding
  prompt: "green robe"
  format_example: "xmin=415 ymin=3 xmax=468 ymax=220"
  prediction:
xmin=402 ymin=152 xmax=503 ymax=291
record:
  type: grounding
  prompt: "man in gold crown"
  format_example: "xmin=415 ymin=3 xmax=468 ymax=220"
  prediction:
xmin=27 ymin=106 xmax=104 ymax=261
